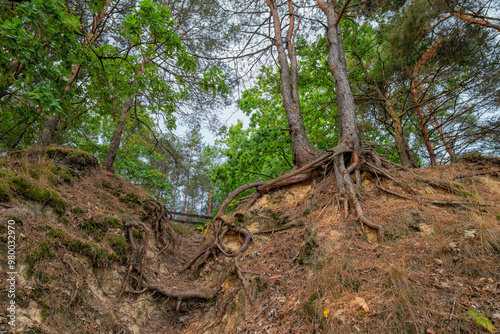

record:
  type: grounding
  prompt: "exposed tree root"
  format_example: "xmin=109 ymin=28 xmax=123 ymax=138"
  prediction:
xmin=121 ymin=141 xmax=497 ymax=318
xmin=142 ymin=198 xmax=176 ymax=248
xmin=119 ymin=217 xmax=221 ymax=304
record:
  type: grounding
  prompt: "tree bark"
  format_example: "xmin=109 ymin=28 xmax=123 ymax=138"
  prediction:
xmin=65 ymin=0 xmax=111 ymax=91
xmin=182 ymin=145 xmax=194 ymax=214
xmin=266 ymin=0 xmax=318 ymax=168
xmin=412 ymin=86 xmax=437 ymax=166
xmin=356 ymin=59 xmax=418 ymax=167
xmin=318 ymin=0 xmax=361 ymax=151
xmin=207 ymin=186 xmax=212 ymax=216
xmin=36 ymin=115 xmax=59 ymax=148
xmin=448 ymin=10 xmax=500 ymax=32
xmin=431 ymin=109 xmax=456 ymax=162
xmin=102 ymin=98 xmax=134 ymax=171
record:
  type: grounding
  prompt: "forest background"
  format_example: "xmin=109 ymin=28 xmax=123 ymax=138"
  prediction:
xmin=0 ymin=0 xmax=499 ymax=218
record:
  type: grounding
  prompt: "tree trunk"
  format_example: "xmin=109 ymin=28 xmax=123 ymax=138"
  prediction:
xmin=412 ymin=87 xmax=437 ymax=166
xmin=431 ymin=111 xmax=456 ymax=162
xmin=319 ymin=0 xmax=361 ymax=150
xmin=102 ymin=97 xmax=133 ymax=171
xmin=65 ymin=0 xmax=111 ymax=91
xmin=171 ymin=174 xmax=179 ymax=212
xmin=182 ymin=146 xmax=193 ymax=214
xmin=357 ymin=59 xmax=418 ymax=167
xmin=207 ymin=186 xmax=212 ymax=216
xmin=36 ymin=115 xmax=59 ymax=148
xmin=266 ymin=0 xmax=318 ymax=168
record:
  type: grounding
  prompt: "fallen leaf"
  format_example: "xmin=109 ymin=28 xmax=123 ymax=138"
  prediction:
xmin=323 ymin=308 xmax=330 ymax=318
xmin=426 ymin=327 xmax=436 ymax=334
xmin=354 ymin=297 xmax=369 ymax=312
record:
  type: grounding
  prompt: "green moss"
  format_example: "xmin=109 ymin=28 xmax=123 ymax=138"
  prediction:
xmin=53 ymin=166 xmax=78 ymax=183
xmin=75 ymin=293 xmax=85 ymax=305
xmin=71 ymin=208 xmax=84 ymax=214
xmin=108 ymin=235 xmax=127 ymax=255
xmin=40 ymin=301 xmax=51 ymax=321
xmin=303 ymin=293 xmax=319 ymax=316
xmin=0 ymin=181 xmax=12 ymax=202
xmin=253 ymin=276 xmax=269 ymax=292
xmin=458 ymin=190 xmax=478 ymax=199
xmin=132 ymin=228 xmax=143 ymax=240
xmin=120 ymin=193 xmax=139 ymax=202
xmin=65 ymin=239 xmax=94 ymax=255
xmin=10 ymin=177 xmax=65 ymax=214
xmin=25 ymin=242 xmax=54 ymax=266
xmin=62 ymin=237 xmax=116 ymax=266
xmin=47 ymin=228 xmax=66 ymax=239
xmin=46 ymin=147 xmax=94 ymax=166
xmin=298 ymin=237 xmax=318 ymax=265
xmin=89 ymin=246 xmax=117 ymax=266
xmin=304 ymin=237 xmax=318 ymax=255
xmin=102 ymin=182 xmax=122 ymax=197
xmin=495 ymin=214 xmax=500 ymax=221
xmin=104 ymin=216 xmax=122 ymax=228
xmin=79 ymin=219 xmax=108 ymax=240
xmin=302 ymin=209 xmax=310 ymax=217
xmin=0 ymin=172 xmax=6 ymax=177
xmin=34 ymin=271 xmax=52 ymax=284
xmin=29 ymin=169 xmax=40 ymax=179
xmin=468 ymin=309 xmax=494 ymax=333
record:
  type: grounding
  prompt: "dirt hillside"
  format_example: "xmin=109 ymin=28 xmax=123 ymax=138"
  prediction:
xmin=0 ymin=148 xmax=499 ymax=334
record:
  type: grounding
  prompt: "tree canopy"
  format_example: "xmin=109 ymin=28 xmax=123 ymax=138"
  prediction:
xmin=0 ymin=0 xmax=498 ymax=215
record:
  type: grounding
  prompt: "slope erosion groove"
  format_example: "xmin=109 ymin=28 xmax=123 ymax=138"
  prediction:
xmin=0 ymin=148 xmax=499 ymax=333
